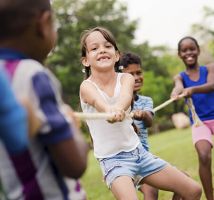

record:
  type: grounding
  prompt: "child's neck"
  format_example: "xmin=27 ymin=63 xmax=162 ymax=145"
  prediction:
xmin=185 ymin=64 xmax=200 ymax=81
xmin=186 ymin=63 xmax=199 ymax=71
xmin=90 ymin=70 xmax=116 ymax=85
xmin=133 ymin=92 xmax=138 ymax=101
xmin=90 ymin=71 xmax=117 ymax=97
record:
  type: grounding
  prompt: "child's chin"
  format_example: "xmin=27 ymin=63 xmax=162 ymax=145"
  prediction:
xmin=134 ymin=88 xmax=140 ymax=92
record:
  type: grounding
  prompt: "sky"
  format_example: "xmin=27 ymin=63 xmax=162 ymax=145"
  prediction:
xmin=121 ymin=0 xmax=214 ymax=49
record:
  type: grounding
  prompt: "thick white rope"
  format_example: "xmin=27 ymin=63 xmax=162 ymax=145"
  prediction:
xmin=186 ymin=98 xmax=203 ymax=127
xmin=74 ymin=97 xmax=178 ymax=120
xmin=74 ymin=112 xmax=134 ymax=120
xmin=153 ymin=98 xmax=175 ymax=112
xmin=74 ymin=96 xmax=203 ymax=128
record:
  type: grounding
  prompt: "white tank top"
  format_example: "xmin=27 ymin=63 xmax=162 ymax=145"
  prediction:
xmin=80 ymin=73 xmax=140 ymax=158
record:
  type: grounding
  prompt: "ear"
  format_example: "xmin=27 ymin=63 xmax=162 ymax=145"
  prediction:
xmin=36 ymin=11 xmax=53 ymax=38
xmin=115 ymin=51 xmax=120 ymax=62
xmin=81 ymin=57 xmax=90 ymax=67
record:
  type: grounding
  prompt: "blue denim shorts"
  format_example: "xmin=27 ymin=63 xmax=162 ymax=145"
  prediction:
xmin=98 ymin=144 xmax=167 ymax=188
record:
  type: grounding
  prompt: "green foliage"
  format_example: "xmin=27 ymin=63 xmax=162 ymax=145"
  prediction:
xmin=143 ymin=71 xmax=172 ymax=105
xmin=49 ymin=0 xmax=175 ymax=110
xmin=48 ymin=0 xmax=137 ymax=107
xmin=48 ymin=0 xmax=191 ymax=130
xmin=157 ymin=54 xmax=183 ymax=77
xmin=208 ymin=40 xmax=214 ymax=56
xmin=141 ymin=70 xmax=177 ymax=127
xmin=191 ymin=6 xmax=214 ymax=57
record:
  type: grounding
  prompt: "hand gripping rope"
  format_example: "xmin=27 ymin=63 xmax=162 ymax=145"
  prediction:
xmin=74 ymin=95 xmax=181 ymax=120
xmin=74 ymin=96 xmax=203 ymax=127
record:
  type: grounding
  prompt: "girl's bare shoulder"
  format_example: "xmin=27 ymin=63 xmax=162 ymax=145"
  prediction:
xmin=120 ymin=72 xmax=134 ymax=81
xmin=206 ymin=63 xmax=214 ymax=72
xmin=206 ymin=62 xmax=214 ymax=68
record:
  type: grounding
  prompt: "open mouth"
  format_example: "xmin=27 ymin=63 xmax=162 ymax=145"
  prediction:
xmin=186 ymin=56 xmax=194 ymax=61
xmin=98 ymin=56 xmax=110 ymax=61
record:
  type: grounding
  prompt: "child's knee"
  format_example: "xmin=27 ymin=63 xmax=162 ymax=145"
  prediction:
xmin=188 ymin=182 xmax=202 ymax=200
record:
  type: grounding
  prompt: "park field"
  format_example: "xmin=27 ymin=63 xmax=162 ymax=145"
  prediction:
xmin=81 ymin=127 xmax=214 ymax=200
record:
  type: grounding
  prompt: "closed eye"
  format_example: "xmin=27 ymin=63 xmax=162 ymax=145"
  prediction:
xmin=89 ymin=47 xmax=97 ymax=51
xmin=105 ymin=42 xmax=113 ymax=48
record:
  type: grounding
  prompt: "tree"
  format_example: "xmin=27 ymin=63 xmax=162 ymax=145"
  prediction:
xmin=48 ymin=0 xmax=138 ymax=108
xmin=191 ymin=6 xmax=214 ymax=57
xmin=47 ymin=0 xmax=184 ymax=132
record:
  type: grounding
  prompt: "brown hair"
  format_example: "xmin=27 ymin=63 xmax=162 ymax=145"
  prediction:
xmin=80 ymin=27 xmax=119 ymax=78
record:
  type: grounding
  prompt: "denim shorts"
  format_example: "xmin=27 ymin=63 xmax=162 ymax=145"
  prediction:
xmin=98 ymin=144 xmax=167 ymax=188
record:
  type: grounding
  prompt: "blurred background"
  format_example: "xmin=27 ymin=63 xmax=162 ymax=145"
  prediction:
xmin=48 ymin=0 xmax=214 ymax=134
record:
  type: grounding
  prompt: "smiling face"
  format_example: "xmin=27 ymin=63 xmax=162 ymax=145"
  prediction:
xmin=82 ymin=31 xmax=119 ymax=73
xmin=122 ymin=63 xmax=143 ymax=92
xmin=178 ymin=38 xmax=200 ymax=68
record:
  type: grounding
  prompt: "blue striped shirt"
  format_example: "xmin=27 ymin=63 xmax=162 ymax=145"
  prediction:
xmin=133 ymin=94 xmax=154 ymax=151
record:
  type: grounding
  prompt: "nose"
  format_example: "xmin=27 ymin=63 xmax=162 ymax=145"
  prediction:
xmin=133 ymin=73 xmax=140 ymax=80
xmin=186 ymin=49 xmax=193 ymax=55
xmin=99 ymin=45 xmax=106 ymax=54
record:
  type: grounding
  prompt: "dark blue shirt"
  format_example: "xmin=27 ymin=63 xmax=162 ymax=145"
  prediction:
xmin=180 ymin=66 xmax=214 ymax=123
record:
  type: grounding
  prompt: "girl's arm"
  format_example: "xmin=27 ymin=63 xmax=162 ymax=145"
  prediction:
xmin=115 ymin=73 xmax=134 ymax=111
xmin=80 ymin=80 xmax=109 ymax=112
xmin=133 ymin=110 xmax=153 ymax=127
xmin=80 ymin=74 xmax=134 ymax=122
xmin=80 ymin=74 xmax=134 ymax=112
xmin=180 ymin=64 xmax=214 ymax=97
xmin=170 ymin=74 xmax=184 ymax=99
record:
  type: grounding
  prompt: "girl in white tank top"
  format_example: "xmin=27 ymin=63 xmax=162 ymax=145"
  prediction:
xmin=79 ymin=27 xmax=202 ymax=200
xmin=80 ymin=73 xmax=139 ymax=158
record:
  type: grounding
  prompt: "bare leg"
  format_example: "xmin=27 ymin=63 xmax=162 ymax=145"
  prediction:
xmin=140 ymin=183 xmax=158 ymax=200
xmin=171 ymin=170 xmax=190 ymax=200
xmin=111 ymin=176 xmax=138 ymax=200
xmin=195 ymin=140 xmax=214 ymax=200
xmin=143 ymin=165 xmax=202 ymax=200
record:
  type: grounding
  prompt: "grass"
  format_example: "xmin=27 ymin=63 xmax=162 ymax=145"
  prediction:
xmin=81 ymin=127 xmax=214 ymax=200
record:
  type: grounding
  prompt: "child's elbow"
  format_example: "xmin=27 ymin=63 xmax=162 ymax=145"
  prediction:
xmin=210 ymin=83 xmax=214 ymax=91
xmin=64 ymin=160 xmax=88 ymax=179
xmin=145 ymin=121 xmax=153 ymax=128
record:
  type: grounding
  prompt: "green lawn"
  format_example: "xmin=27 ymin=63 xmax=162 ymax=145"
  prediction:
xmin=81 ymin=127 xmax=214 ymax=200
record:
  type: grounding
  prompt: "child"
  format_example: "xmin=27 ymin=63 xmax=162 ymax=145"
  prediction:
xmin=119 ymin=52 xmax=184 ymax=200
xmin=171 ymin=36 xmax=214 ymax=200
xmin=80 ymin=26 xmax=202 ymax=200
xmin=0 ymin=0 xmax=88 ymax=199
xmin=119 ymin=52 xmax=158 ymax=199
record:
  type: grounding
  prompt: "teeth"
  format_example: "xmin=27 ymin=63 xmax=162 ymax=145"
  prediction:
xmin=99 ymin=58 xmax=108 ymax=61
xmin=187 ymin=57 xmax=193 ymax=61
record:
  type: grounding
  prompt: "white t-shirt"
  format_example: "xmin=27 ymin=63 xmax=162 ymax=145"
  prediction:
xmin=80 ymin=73 xmax=140 ymax=158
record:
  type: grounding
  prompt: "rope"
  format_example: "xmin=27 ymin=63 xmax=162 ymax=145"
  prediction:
xmin=74 ymin=96 xmax=203 ymax=128
xmin=153 ymin=98 xmax=175 ymax=112
xmin=74 ymin=112 xmax=134 ymax=120
xmin=74 ymin=97 xmax=179 ymax=120
xmin=186 ymin=98 xmax=203 ymax=127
